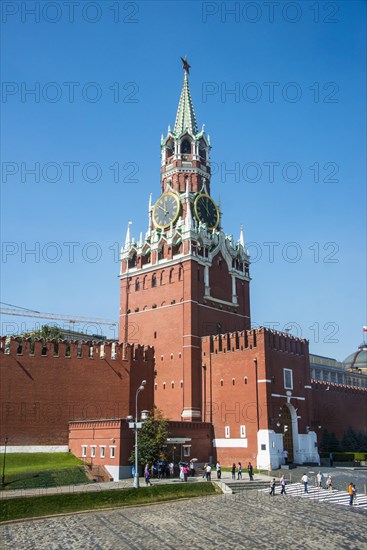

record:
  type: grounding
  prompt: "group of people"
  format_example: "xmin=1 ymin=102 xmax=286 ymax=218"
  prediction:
xmin=231 ymin=462 xmax=254 ymax=480
xmin=269 ymin=476 xmax=287 ymax=495
xmin=142 ymin=461 xmax=175 ymax=485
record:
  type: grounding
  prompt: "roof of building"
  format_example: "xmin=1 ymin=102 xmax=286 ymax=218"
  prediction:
xmin=174 ymin=71 xmax=198 ymax=137
xmin=343 ymin=342 xmax=367 ymax=371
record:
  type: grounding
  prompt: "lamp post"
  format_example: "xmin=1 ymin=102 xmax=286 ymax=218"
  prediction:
xmin=1 ymin=436 xmax=9 ymax=487
xmin=127 ymin=380 xmax=147 ymax=489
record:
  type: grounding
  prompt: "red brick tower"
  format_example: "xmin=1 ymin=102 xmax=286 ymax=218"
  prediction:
xmin=119 ymin=59 xmax=251 ymax=421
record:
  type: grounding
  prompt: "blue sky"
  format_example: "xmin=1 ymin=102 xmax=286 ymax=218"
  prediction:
xmin=1 ymin=0 xmax=366 ymax=360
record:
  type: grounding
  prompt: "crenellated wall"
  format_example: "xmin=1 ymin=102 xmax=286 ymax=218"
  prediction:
xmin=0 ymin=337 xmax=155 ymax=447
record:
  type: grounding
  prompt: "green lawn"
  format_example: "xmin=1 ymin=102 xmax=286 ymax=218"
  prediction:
xmin=0 ymin=453 xmax=89 ymax=491
xmin=0 ymin=483 xmax=220 ymax=523
xmin=1 ymin=453 xmax=85 ymax=474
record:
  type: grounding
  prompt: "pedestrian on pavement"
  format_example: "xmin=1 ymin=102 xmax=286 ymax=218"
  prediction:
xmin=348 ymin=482 xmax=355 ymax=505
xmin=231 ymin=463 xmax=236 ymax=480
xmin=203 ymin=463 xmax=208 ymax=478
xmin=190 ymin=461 xmax=195 ymax=477
xmin=329 ymin=452 xmax=333 ymax=467
xmin=206 ymin=463 xmax=212 ymax=481
xmin=144 ymin=465 xmax=152 ymax=486
xmin=353 ymin=484 xmax=358 ymax=505
xmin=269 ymin=478 xmax=276 ymax=496
xmin=216 ymin=461 xmax=221 ymax=479
xmin=183 ymin=465 xmax=189 ymax=482
xmin=237 ymin=462 xmax=242 ymax=480
xmin=283 ymin=449 xmax=289 ymax=465
xmin=316 ymin=471 xmax=323 ymax=488
xmin=326 ymin=475 xmax=333 ymax=491
xmin=169 ymin=462 xmax=174 ymax=477
xmin=280 ymin=475 xmax=286 ymax=495
xmin=179 ymin=465 xmax=184 ymax=481
xmin=247 ymin=462 xmax=254 ymax=481
xmin=301 ymin=473 xmax=309 ymax=493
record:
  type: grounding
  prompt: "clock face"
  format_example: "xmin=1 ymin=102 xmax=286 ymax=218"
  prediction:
xmin=194 ymin=194 xmax=219 ymax=230
xmin=152 ymin=192 xmax=180 ymax=229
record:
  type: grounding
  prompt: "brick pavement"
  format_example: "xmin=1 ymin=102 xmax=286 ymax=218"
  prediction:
xmin=1 ymin=488 xmax=366 ymax=549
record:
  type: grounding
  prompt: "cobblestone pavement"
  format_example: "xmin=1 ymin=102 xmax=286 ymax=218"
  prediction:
xmin=1 ymin=490 xmax=366 ymax=549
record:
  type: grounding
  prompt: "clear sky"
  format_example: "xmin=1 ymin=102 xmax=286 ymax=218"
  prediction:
xmin=1 ymin=0 xmax=366 ymax=361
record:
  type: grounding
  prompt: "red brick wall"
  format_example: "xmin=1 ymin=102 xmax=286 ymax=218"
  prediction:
xmin=0 ymin=337 xmax=154 ymax=446
xmin=311 ymin=381 xmax=367 ymax=439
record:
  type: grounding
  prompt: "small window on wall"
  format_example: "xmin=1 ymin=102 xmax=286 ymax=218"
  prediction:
xmin=183 ymin=445 xmax=191 ymax=457
xmin=284 ymin=368 xmax=293 ymax=390
xmin=261 ymin=444 xmax=266 ymax=451
xmin=225 ymin=426 xmax=230 ymax=438
xmin=91 ymin=446 xmax=96 ymax=458
xmin=81 ymin=445 xmax=87 ymax=458
xmin=110 ymin=446 xmax=116 ymax=459
xmin=240 ymin=425 xmax=246 ymax=438
xmin=100 ymin=446 xmax=106 ymax=459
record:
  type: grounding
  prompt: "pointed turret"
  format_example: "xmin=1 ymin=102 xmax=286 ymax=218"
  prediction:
xmin=238 ymin=224 xmax=245 ymax=247
xmin=174 ymin=70 xmax=198 ymax=136
xmin=124 ymin=221 xmax=132 ymax=249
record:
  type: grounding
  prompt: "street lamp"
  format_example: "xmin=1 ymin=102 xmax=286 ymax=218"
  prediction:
xmin=1 ymin=436 xmax=9 ymax=487
xmin=127 ymin=380 xmax=147 ymax=489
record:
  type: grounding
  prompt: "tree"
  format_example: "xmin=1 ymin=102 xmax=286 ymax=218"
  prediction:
xmin=23 ymin=325 xmax=63 ymax=354
xmin=130 ymin=409 xmax=169 ymax=467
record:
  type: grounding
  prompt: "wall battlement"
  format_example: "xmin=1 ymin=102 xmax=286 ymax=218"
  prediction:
xmin=0 ymin=336 xmax=154 ymax=363
xmin=312 ymin=379 xmax=367 ymax=395
xmin=202 ymin=327 xmax=308 ymax=356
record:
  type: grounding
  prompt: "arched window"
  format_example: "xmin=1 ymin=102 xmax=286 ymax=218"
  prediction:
xmin=220 ymin=379 xmax=224 ymax=386
xmin=152 ymin=273 xmax=157 ymax=288
xmin=244 ymin=377 xmax=248 ymax=385
xmin=180 ymin=139 xmax=191 ymax=154
xmin=135 ymin=279 xmax=140 ymax=291
xmin=232 ymin=378 xmax=235 ymax=386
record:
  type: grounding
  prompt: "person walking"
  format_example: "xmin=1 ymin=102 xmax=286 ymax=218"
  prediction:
xmin=326 ymin=475 xmax=333 ymax=491
xmin=247 ymin=462 xmax=254 ymax=481
xmin=231 ymin=463 xmax=236 ymax=480
xmin=280 ymin=475 xmax=287 ymax=495
xmin=301 ymin=473 xmax=309 ymax=493
xmin=216 ymin=461 xmax=221 ymax=479
xmin=205 ymin=463 xmax=212 ymax=481
xmin=203 ymin=463 xmax=207 ymax=479
xmin=348 ymin=482 xmax=355 ymax=505
xmin=283 ymin=449 xmax=288 ymax=465
xmin=269 ymin=478 xmax=276 ymax=496
xmin=237 ymin=462 xmax=242 ymax=480
xmin=353 ymin=484 xmax=358 ymax=505
xmin=169 ymin=462 xmax=174 ymax=478
xmin=190 ymin=461 xmax=195 ymax=477
xmin=316 ymin=471 xmax=323 ymax=488
xmin=183 ymin=465 xmax=189 ymax=482
xmin=144 ymin=464 xmax=152 ymax=486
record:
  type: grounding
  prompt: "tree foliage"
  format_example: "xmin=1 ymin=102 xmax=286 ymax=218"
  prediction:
xmin=130 ymin=409 xmax=169 ymax=467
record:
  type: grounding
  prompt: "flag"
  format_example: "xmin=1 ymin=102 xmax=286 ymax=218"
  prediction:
xmin=363 ymin=326 xmax=367 ymax=332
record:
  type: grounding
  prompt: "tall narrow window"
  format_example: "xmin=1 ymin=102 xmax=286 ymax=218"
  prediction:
xmin=284 ymin=368 xmax=293 ymax=390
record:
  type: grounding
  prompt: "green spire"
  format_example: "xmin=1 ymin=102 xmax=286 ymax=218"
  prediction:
xmin=174 ymin=70 xmax=198 ymax=136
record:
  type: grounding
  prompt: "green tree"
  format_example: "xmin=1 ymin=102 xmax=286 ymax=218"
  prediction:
xmin=22 ymin=325 xmax=63 ymax=354
xmin=130 ymin=409 xmax=169 ymax=467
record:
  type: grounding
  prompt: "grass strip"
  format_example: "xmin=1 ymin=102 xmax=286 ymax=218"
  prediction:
xmin=1 ymin=483 xmax=220 ymax=523
xmin=2 ymin=467 xmax=90 ymax=491
xmin=0 ymin=453 xmax=85 ymax=475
